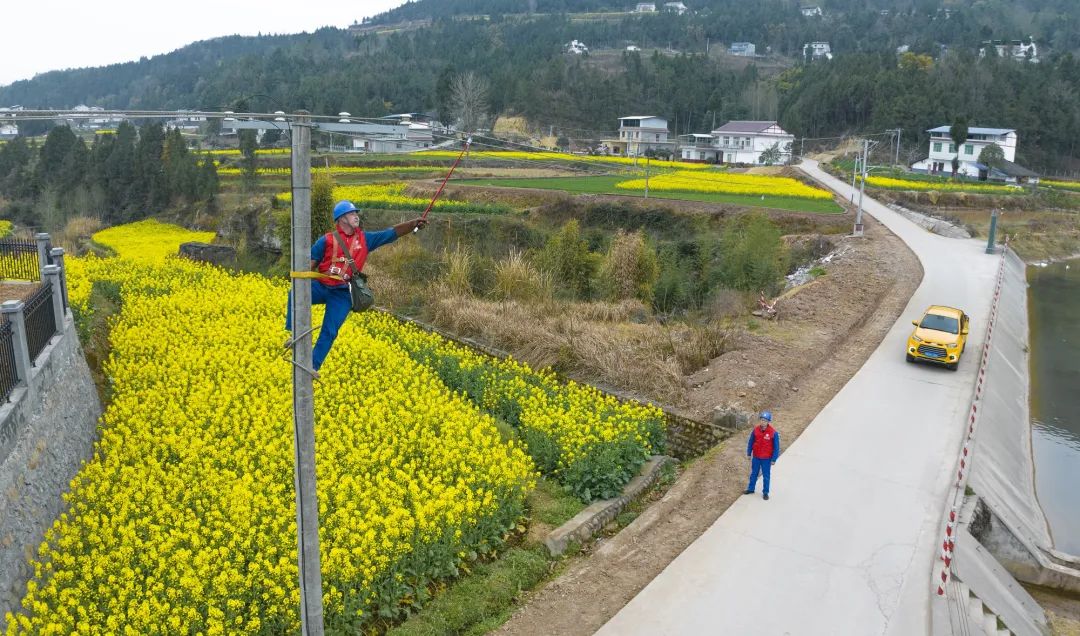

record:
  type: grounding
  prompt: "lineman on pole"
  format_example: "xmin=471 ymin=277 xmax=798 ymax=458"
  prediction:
xmin=287 ymin=201 xmax=427 ymax=373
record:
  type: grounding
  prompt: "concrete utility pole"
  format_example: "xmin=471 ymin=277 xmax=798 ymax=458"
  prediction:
xmin=288 ymin=111 xmax=325 ymax=636
xmin=986 ymin=208 xmax=1000 ymax=254
xmin=894 ymin=128 xmax=902 ymax=166
xmin=854 ymin=138 xmax=868 ymax=237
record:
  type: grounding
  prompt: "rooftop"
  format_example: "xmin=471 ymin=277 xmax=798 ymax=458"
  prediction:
xmin=712 ymin=120 xmax=783 ymax=134
xmin=927 ymin=125 xmax=1015 ymax=136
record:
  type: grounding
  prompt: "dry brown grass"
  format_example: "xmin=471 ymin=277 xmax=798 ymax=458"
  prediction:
xmin=56 ymin=216 xmax=104 ymax=253
xmin=492 ymin=250 xmax=553 ymax=302
xmin=426 ymin=292 xmax=733 ymax=400
xmin=944 ymin=208 xmax=1080 ymax=261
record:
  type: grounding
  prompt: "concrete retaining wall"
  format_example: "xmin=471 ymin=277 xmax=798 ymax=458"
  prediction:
xmin=0 ymin=316 xmax=102 ymax=620
xmin=967 ymin=249 xmax=1054 ymax=553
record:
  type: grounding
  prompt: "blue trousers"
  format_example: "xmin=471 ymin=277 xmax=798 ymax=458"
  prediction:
xmin=747 ymin=457 xmax=773 ymax=495
xmin=286 ymin=282 xmax=352 ymax=371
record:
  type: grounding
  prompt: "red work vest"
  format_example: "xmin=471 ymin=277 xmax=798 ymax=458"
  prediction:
xmin=317 ymin=229 xmax=368 ymax=287
xmin=750 ymin=424 xmax=777 ymax=459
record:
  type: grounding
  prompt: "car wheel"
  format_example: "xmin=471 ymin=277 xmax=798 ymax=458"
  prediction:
xmin=906 ymin=354 xmax=915 ymax=363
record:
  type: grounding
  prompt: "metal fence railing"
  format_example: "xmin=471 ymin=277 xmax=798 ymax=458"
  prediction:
xmin=23 ymin=281 xmax=56 ymax=365
xmin=0 ymin=239 xmax=43 ymax=281
xmin=0 ymin=319 xmax=17 ymax=402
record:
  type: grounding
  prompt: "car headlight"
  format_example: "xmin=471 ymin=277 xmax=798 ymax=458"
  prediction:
xmin=947 ymin=343 xmax=958 ymax=349
xmin=911 ymin=334 xmax=923 ymax=342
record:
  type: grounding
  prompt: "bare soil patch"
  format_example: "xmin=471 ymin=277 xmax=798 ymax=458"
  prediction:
xmin=491 ymin=213 xmax=922 ymax=635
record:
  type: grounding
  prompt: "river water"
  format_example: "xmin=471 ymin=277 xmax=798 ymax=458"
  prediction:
xmin=1028 ymin=259 xmax=1080 ymax=555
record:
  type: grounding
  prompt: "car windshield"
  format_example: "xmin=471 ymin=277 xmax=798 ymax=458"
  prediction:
xmin=920 ymin=314 xmax=959 ymax=334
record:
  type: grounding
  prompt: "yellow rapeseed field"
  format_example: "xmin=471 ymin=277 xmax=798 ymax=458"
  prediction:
xmin=218 ymin=166 xmax=444 ymax=177
xmin=1041 ymin=178 xmax=1080 ymax=192
xmin=277 ymin=183 xmax=508 ymax=214
xmin=415 ymin=150 xmax=710 ymax=171
xmin=9 ymin=220 xmax=664 ymax=633
xmin=863 ymin=175 xmax=1022 ymax=194
xmin=615 ymin=170 xmax=834 ymax=200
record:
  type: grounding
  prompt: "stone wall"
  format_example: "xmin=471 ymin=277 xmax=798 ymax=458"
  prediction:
xmin=178 ymin=242 xmax=236 ymax=267
xmin=0 ymin=316 xmax=102 ymax=621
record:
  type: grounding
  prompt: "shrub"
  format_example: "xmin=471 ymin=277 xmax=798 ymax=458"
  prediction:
xmin=535 ymin=220 xmax=599 ymax=298
xmin=491 ymin=250 xmax=552 ymax=302
xmin=443 ymin=245 xmax=474 ymax=295
xmin=719 ymin=212 xmax=789 ymax=293
xmin=598 ymin=230 xmax=658 ymax=303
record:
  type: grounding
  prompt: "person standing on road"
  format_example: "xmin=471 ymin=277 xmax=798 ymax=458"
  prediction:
xmin=744 ymin=410 xmax=780 ymax=500
xmin=286 ymin=200 xmax=427 ymax=373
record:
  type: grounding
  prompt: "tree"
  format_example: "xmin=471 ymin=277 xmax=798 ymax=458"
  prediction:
xmin=759 ymin=142 xmax=782 ymax=166
xmin=949 ymin=119 xmax=969 ymax=177
xmin=239 ymin=129 xmax=259 ymax=191
xmin=450 ymin=71 xmax=491 ymax=134
xmin=978 ymin=143 xmax=1005 ymax=172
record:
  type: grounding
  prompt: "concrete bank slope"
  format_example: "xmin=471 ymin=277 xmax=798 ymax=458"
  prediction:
xmin=0 ymin=318 xmax=102 ymax=620
xmin=968 ymin=249 xmax=1052 ymax=553
xmin=596 ymin=160 xmax=999 ymax=636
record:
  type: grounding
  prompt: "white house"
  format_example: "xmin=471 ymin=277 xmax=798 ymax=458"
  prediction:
xmin=604 ymin=116 xmax=677 ymax=157
xmin=663 ymin=2 xmax=688 ymax=14
xmin=979 ymin=38 xmax=1038 ymax=63
xmin=566 ymin=39 xmax=589 ymax=54
xmin=729 ymin=42 xmax=756 ymax=57
xmin=634 ymin=3 xmax=656 ymax=13
xmin=0 ymin=106 xmax=20 ymax=139
xmin=803 ymin=41 xmax=832 ymax=61
xmin=678 ymin=120 xmax=795 ymax=165
xmin=911 ymin=125 xmax=1024 ymax=179
xmin=800 ymin=6 xmax=823 ymax=17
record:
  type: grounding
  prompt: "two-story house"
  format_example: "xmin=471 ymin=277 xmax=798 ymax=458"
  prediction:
xmin=0 ymin=106 xmax=19 ymax=140
xmin=911 ymin=126 xmax=1018 ymax=178
xmin=634 ymin=3 xmax=656 ymax=13
xmin=729 ymin=42 xmax=756 ymax=57
xmin=979 ymin=38 xmax=1038 ymax=63
xmin=604 ymin=116 xmax=677 ymax=157
xmin=803 ymin=41 xmax=832 ymax=61
xmin=678 ymin=120 xmax=794 ymax=165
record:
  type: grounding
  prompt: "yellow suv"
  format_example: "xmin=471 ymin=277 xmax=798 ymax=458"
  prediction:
xmin=906 ymin=305 xmax=970 ymax=371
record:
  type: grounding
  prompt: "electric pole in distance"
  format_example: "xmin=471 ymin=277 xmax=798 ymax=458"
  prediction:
xmin=853 ymin=138 xmax=868 ymax=237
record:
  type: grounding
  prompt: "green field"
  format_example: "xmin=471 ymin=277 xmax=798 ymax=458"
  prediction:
xmin=455 ymin=175 xmax=846 ymax=214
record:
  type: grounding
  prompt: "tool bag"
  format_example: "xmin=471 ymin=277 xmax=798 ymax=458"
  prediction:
xmin=331 ymin=232 xmax=375 ymax=313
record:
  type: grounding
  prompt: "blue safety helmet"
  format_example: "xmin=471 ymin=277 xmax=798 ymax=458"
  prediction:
xmin=333 ymin=200 xmax=359 ymax=221
xmin=759 ymin=410 xmax=772 ymax=422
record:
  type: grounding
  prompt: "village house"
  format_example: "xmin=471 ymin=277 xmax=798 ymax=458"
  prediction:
xmin=803 ymin=41 xmax=833 ymax=61
xmin=729 ymin=42 xmax=756 ymax=57
xmin=678 ymin=120 xmax=795 ymax=165
xmin=603 ymin=116 xmax=677 ymax=157
xmin=800 ymin=6 xmax=823 ymax=17
xmin=566 ymin=39 xmax=589 ymax=55
xmin=634 ymin=3 xmax=656 ymax=13
xmin=910 ymin=125 xmax=1039 ymax=183
xmin=979 ymin=38 xmax=1039 ymax=63
xmin=0 ymin=106 xmax=20 ymax=139
xmin=663 ymin=2 xmax=688 ymax=14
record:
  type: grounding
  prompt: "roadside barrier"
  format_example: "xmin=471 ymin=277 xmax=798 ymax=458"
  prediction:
xmin=935 ymin=238 xmax=1009 ymax=596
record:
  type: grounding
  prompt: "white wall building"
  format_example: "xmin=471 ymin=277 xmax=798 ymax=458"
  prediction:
xmin=566 ymin=39 xmax=589 ymax=54
xmin=604 ymin=116 xmax=677 ymax=157
xmin=979 ymin=38 xmax=1038 ymax=63
xmin=678 ymin=120 xmax=795 ymax=165
xmin=800 ymin=6 xmax=823 ymax=17
xmin=911 ymin=125 xmax=1020 ymax=178
xmin=663 ymin=2 xmax=688 ymax=14
xmin=0 ymin=106 xmax=20 ymax=139
xmin=729 ymin=42 xmax=756 ymax=57
xmin=634 ymin=3 xmax=656 ymax=13
xmin=803 ymin=41 xmax=832 ymax=61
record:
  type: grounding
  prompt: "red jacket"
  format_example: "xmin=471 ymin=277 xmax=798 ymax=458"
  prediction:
xmin=317 ymin=229 xmax=368 ymax=287
xmin=748 ymin=424 xmax=780 ymax=460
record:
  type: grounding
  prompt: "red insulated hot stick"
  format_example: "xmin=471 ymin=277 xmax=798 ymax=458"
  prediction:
xmin=415 ymin=137 xmax=472 ymax=232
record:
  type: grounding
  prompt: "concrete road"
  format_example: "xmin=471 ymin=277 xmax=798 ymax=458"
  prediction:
xmin=596 ymin=161 xmax=1001 ymax=635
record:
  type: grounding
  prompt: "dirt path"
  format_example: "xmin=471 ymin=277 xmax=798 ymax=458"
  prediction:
xmin=494 ymin=213 xmax=923 ymax=635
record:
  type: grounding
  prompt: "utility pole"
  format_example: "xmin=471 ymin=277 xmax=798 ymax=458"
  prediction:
xmin=850 ymin=153 xmax=859 ymax=200
xmin=854 ymin=138 xmax=868 ymax=237
xmin=894 ymin=128 xmax=902 ymax=166
xmin=288 ymin=111 xmax=325 ymax=636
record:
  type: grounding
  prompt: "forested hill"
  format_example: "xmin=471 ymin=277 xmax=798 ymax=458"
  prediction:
xmin=2 ymin=1 xmax=1080 ymax=171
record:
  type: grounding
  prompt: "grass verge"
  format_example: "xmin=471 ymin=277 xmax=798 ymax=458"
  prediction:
xmin=455 ymin=176 xmax=845 ymax=214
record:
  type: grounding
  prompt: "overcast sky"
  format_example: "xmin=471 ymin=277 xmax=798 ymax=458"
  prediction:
xmin=0 ymin=1 xmax=406 ymax=87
